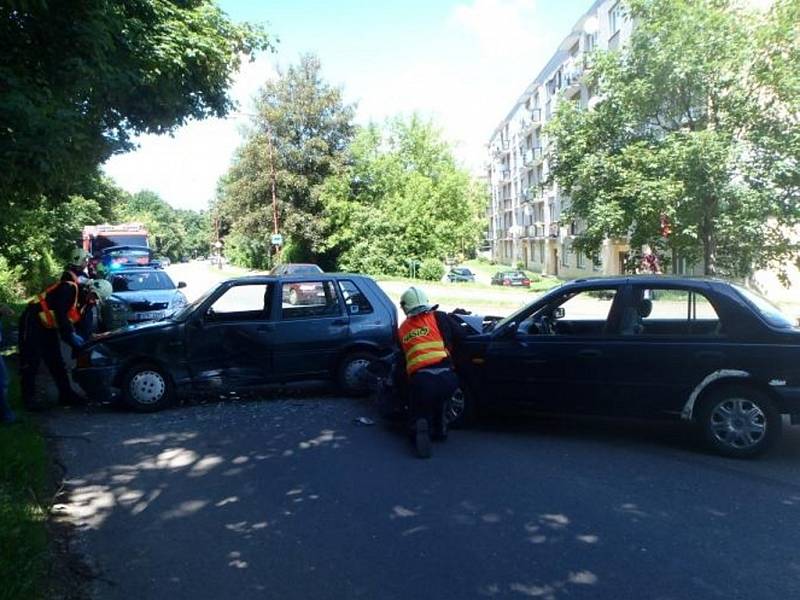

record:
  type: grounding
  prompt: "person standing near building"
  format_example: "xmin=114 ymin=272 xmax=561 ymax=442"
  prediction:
xmin=18 ymin=247 xmax=89 ymax=409
xmin=0 ymin=304 xmax=16 ymax=424
xmin=398 ymin=287 xmax=467 ymax=459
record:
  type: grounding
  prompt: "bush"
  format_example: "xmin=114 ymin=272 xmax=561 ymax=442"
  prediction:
xmin=224 ymin=233 xmax=271 ymax=270
xmin=418 ymin=258 xmax=445 ymax=281
xmin=0 ymin=256 xmax=24 ymax=304
xmin=476 ymin=256 xmax=489 ymax=264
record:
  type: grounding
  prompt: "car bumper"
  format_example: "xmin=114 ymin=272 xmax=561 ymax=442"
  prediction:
xmin=74 ymin=365 xmax=119 ymax=403
xmin=772 ymin=386 xmax=800 ymax=416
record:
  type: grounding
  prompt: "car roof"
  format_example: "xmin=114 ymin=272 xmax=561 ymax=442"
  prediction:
xmin=564 ymin=275 xmax=731 ymax=288
xmin=221 ymin=272 xmax=372 ymax=284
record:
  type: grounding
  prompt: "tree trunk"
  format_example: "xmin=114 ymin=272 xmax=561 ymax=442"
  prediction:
xmin=702 ymin=199 xmax=717 ymax=276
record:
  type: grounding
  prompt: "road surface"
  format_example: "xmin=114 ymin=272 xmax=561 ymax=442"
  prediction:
xmin=48 ymin=393 xmax=800 ymax=600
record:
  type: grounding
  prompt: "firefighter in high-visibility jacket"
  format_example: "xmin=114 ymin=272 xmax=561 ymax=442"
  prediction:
xmin=18 ymin=247 xmax=90 ymax=408
xmin=398 ymin=286 xmax=466 ymax=459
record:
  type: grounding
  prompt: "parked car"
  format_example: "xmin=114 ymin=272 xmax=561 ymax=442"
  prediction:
xmin=269 ymin=263 xmax=324 ymax=276
xmin=446 ymin=267 xmax=476 ymax=283
xmin=448 ymin=276 xmax=800 ymax=457
xmin=102 ymin=266 xmax=188 ymax=330
xmin=270 ymin=264 xmax=325 ymax=303
xmin=75 ymin=274 xmax=398 ymax=411
xmin=491 ymin=270 xmax=531 ymax=287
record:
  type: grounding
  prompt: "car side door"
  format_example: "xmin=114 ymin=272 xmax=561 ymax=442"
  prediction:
xmin=612 ymin=283 xmax=730 ymax=418
xmin=482 ymin=284 xmax=626 ymax=415
xmin=270 ymin=279 xmax=350 ymax=378
xmin=184 ymin=282 xmax=275 ymax=388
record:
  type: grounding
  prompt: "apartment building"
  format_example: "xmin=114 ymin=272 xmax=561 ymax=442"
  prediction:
xmin=487 ymin=0 xmax=633 ymax=277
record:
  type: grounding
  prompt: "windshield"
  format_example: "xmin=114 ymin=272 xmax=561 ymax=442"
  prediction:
xmin=111 ymin=271 xmax=175 ymax=292
xmin=171 ymin=286 xmax=217 ymax=322
xmin=94 ymin=234 xmax=149 ymax=252
xmin=733 ymin=284 xmax=796 ymax=328
xmin=491 ymin=282 xmax=568 ymax=330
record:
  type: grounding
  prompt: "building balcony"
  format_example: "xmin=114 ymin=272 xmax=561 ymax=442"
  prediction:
xmin=531 ymin=147 xmax=544 ymax=164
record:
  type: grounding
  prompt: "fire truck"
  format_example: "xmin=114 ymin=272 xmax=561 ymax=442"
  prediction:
xmin=81 ymin=223 xmax=151 ymax=276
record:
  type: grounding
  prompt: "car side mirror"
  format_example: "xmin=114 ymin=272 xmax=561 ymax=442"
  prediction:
xmin=552 ymin=307 xmax=565 ymax=320
xmin=178 ymin=281 xmax=187 ymax=289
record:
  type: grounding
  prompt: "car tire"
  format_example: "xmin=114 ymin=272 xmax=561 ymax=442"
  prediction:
xmin=696 ymin=385 xmax=781 ymax=458
xmin=122 ymin=362 xmax=174 ymax=412
xmin=337 ymin=351 xmax=377 ymax=397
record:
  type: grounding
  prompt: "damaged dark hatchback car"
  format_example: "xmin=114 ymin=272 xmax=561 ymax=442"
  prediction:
xmin=75 ymin=274 xmax=398 ymax=411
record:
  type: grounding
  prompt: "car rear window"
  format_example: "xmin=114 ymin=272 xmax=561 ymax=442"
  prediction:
xmin=338 ymin=280 xmax=373 ymax=315
xmin=733 ymin=284 xmax=795 ymax=328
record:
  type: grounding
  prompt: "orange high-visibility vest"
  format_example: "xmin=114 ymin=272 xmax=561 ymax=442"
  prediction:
xmin=30 ymin=273 xmax=81 ymax=329
xmin=399 ymin=311 xmax=450 ymax=376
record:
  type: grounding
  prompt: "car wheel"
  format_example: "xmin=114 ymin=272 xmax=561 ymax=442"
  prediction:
xmin=122 ymin=362 xmax=174 ymax=412
xmin=337 ymin=351 xmax=376 ymax=397
xmin=696 ymin=385 xmax=781 ymax=458
xmin=448 ymin=385 xmax=478 ymax=429
xmin=289 ymin=288 xmax=299 ymax=305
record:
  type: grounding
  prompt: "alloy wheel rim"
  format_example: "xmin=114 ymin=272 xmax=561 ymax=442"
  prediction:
xmin=345 ymin=358 xmax=372 ymax=391
xmin=446 ymin=388 xmax=465 ymax=423
xmin=130 ymin=371 xmax=166 ymax=405
xmin=710 ymin=397 xmax=766 ymax=449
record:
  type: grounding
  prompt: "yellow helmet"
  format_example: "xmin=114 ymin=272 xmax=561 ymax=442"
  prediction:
xmin=400 ymin=286 xmax=434 ymax=316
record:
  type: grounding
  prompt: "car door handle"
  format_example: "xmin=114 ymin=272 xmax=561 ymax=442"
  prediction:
xmin=577 ymin=349 xmax=602 ymax=358
xmin=257 ymin=324 xmax=274 ymax=332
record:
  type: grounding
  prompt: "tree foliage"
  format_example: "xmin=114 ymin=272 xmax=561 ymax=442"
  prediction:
xmin=546 ymin=0 xmax=800 ymax=278
xmin=215 ymin=55 xmax=356 ymax=268
xmin=0 ymin=0 xmax=272 ymax=205
xmin=318 ymin=117 xmax=487 ymax=276
xmin=116 ymin=191 xmax=210 ymax=261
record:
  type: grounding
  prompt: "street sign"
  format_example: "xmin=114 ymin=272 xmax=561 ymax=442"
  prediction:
xmin=271 ymin=234 xmax=283 ymax=246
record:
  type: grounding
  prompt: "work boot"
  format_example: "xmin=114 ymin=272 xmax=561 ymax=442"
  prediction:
xmin=414 ymin=418 xmax=432 ymax=459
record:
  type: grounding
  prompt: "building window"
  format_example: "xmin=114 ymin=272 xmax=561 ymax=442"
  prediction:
xmin=609 ymin=2 xmax=623 ymax=37
xmin=561 ymin=243 xmax=570 ymax=267
xmin=576 ymin=252 xmax=585 ymax=269
xmin=539 ymin=241 xmax=545 ymax=263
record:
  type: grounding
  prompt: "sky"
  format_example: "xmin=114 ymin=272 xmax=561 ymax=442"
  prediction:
xmin=103 ymin=0 xmax=595 ymax=211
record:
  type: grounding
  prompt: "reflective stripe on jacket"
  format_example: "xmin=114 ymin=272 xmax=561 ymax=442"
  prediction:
xmin=399 ymin=311 xmax=450 ymax=376
xmin=30 ymin=273 xmax=81 ymax=329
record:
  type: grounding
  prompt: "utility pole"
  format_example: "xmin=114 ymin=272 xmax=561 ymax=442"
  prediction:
xmin=264 ymin=123 xmax=281 ymax=264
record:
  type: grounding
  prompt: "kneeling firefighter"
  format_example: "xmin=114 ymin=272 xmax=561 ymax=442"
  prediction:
xmin=18 ymin=247 xmax=90 ymax=408
xmin=398 ymin=286 xmax=466 ymax=459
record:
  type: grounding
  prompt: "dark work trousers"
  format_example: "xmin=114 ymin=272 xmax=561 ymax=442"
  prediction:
xmin=408 ymin=367 xmax=459 ymax=435
xmin=18 ymin=306 xmax=77 ymax=407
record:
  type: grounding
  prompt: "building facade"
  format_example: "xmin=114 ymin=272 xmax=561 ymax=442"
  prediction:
xmin=487 ymin=0 xmax=634 ymax=277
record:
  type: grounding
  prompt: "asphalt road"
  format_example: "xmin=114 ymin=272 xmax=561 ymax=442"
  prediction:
xmin=48 ymin=391 xmax=800 ymax=600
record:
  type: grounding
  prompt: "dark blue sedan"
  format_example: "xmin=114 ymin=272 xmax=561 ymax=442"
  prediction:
xmin=75 ymin=274 xmax=398 ymax=412
xmin=456 ymin=276 xmax=800 ymax=457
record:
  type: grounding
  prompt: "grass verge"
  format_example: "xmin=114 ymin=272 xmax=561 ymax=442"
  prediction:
xmin=0 ymin=357 xmax=48 ymax=600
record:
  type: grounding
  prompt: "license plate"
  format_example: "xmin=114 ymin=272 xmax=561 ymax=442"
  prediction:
xmin=133 ymin=311 xmax=165 ymax=321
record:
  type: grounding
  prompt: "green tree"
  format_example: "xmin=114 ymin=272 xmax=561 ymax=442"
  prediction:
xmin=116 ymin=190 xmax=190 ymax=261
xmin=0 ymin=176 xmax=121 ymax=294
xmin=217 ymin=54 xmax=356 ymax=267
xmin=318 ymin=116 xmax=487 ymax=276
xmin=0 ymin=0 xmax=272 ymax=206
xmin=177 ymin=209 xmax=212 ymax=259
xmin=546 ymin=0 xmax=800 ymax=278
